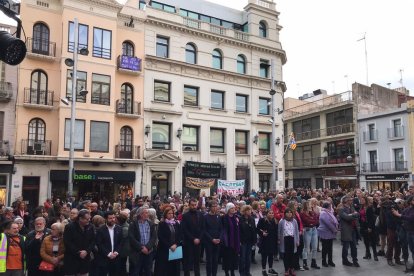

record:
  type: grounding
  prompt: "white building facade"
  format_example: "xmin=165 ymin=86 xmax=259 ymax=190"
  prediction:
xmin=140 ymin=0 xmax=287 ymax=197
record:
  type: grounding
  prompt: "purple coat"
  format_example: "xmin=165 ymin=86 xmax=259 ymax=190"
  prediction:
xmin=317 ymin=209 xmax=338 ymax=240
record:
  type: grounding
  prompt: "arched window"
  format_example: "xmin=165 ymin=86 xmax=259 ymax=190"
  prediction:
xmin=259 ymin=21 xmax=267 ymax=38
xmin=30 ymin=70 xmax=48 ymax=104
xmin=237 ymin=54 xmax=246 ymax=74
xmin=185 ymin=43 xmax=197 ymax=64
xmin=28 ymin=118 xmax=45 ymax=142
xmin=32 ymin=22 xmax=49 ymax=55
xmin=120 ymin=83 xmax=134 ymax=114
xmin=212 ymin=49 xmax=222 ymax=69
xmin=120 ymin=126 xmax=133 ymax=158
xmin=122 ymin=41 xmax=134 ymax=56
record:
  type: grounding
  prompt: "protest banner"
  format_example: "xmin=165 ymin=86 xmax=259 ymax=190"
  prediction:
xmin=217 ymin=179 xmax=245 ymax=196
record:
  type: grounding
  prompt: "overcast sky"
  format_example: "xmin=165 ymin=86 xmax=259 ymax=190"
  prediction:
xmin=3 ymin=0 xmax=413 ymax=98
xmin=207 ymin=0 xmax=414 ymax=98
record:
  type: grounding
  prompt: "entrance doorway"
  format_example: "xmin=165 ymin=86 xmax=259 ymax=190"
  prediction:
xmin=151 ymin=172 xmax=169 ymax=199
xmin=259 ymin=173 xmax=271 ymax=193
xmin=22 ymin=176 xmax=40 ymax=211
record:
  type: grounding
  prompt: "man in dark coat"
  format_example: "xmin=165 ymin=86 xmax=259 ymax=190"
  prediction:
xmin=203 ymin=200 xmax=222 ymax=276
xmin=96 ymin=210 xmax=122 ymax=276
xmin=25 ymin=217 xmax=50 ymax=276
xmin=63 ymin=209 xmax=95 ymax=276
xmin=129 ymin=206 xmax=157 ymax=276
xmin=339 ymin=195 xmax=360 ymax=267
xmin=182 ymin=198 xmax=205 ymax=276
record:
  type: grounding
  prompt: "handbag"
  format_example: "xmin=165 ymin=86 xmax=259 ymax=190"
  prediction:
xmin=39 ymin=260 xmax=54 ymax=272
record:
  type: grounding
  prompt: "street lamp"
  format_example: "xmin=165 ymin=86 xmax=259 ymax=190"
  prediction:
xmin=66 ymin=18 xmax=89 ymax=199
xmin=268 ymin=59 xmax=287 ymax=191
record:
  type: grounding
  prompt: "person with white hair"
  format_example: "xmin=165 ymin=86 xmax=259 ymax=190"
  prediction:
xmin=26 ymin=216 xmax=51 ymax=276
xmin=221 ymin=202 xmax=239 ymax=276
xmin=128 ymin=206 xmax=157 ymax=276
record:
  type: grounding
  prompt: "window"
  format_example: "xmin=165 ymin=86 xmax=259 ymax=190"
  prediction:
xmin=28 ymin=118 xmax=45 ymax=142
xmin=210 ymin=128 xmax=225 ymax=153
xmin=120 ymin=83 xmax=134 ymax=113
xmin=369 ymin=150 xmax=377 ymax=172
xmin=236 ymin=94 xmax=248 ymax=113
xmin=368 ymin=124 xmax=376 ymax=140
xmin=32 ymin=22 xmax=49 ymax=55
xmin=236 ymin=167 xmax=250 ymax=191
xmin=235 ymin=130 xmax=248 ymax=154
xmin=212 ymin=49 xmax=222 ymax=69
xmin=237 ymin=54 xmax=246 ymax=74
xmin=292 ymin=116 xmax=320 ymax=140
xmin=154 ymin=81 xmax=170 ymax=102
xmin=151 ymin=1 xmax=175 ymax=12
xmin=93 ymin=27 xmax=112 ymax=59
xmin=122 ymin=41 xmax=134 ymax=56
xmin=260 ymin=59 xmax=269 ymax=78
xmin=182 ymin=125 xmax=199 ymax=151
xmin=0 ymin=112 xmax=4 ymax=141
xmin=90 ymin=121 xmax=109 ymax=152
xmin=184 ymin=86 xmax=198 ymax=106
xmin=120 ymin=126 xmax=133 ymax=157
xmin=91 ymin=74 xmax=110 ymax=105
xmin=259 ymin=21 xmax=267 ymax=38
xmin=211 ymin=90 xmax=224 ymax=110
xmin=152 ymin=123 xmax=171 ymax=150
xmin=258 ymin=132 xmax=270 ymax=155
xmin=66 ymin=70 xmax=87 ymax=103
xmin=139 ymin=0 xmax=146 ymax=9
xmin=185 ymin=43 xmax=197 ymax=64
xmin=326 ymin=108 xmax=353 ymax=127
xmin=156 ymin=36 xmax=169 ymax=58
xmin=394 ymin=148 xmax=405 ymax=171
xmin=30 ymin=70 xmax=48 ymax=104
xmin=393 ymin=119 xmax=402 ymax=137
xmin=68 ymin=22 xmax=88 ymax=52
xmin=64 ymin=119 xmax=85 ymax=150
xmin=259 ymin=97 xmax=270 ymax=115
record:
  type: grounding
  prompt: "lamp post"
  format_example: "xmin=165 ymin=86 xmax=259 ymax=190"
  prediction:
xmin=67 ymin=18 xmax=80 ymax=199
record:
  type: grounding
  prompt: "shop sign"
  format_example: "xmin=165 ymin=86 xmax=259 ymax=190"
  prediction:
xmin=185 ymin=161 xmax=221 ymax=178
xmin=324 ymin=167 xmax=356 ymax=176
xmin=50 ymin=170 xmax=135 ymax=182
xmin=366 ymin=174 xmax=409 ymax=180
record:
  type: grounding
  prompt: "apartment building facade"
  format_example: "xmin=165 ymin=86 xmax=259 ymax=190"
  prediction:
xmin=284 ymin=83 xmax=409 ymax=190
xmin=12 ymin=0 xmax=145 ymax=207
xmin=139 ymin=0 xmax=286 ymax=197
xmin=358 ymin=105 xmax=412 ymax=192
xmin=0 ymin=23 xmax=18 ymax=205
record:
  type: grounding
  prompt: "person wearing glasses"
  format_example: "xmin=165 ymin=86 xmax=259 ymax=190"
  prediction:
xmin=63 ymin=209 xmax=95 ymax=276
xmin=40 ymin=222 xmax=65 ymax=275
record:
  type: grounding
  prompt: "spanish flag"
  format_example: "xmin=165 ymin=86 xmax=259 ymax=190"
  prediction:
xmin=290 ymin=133 xmax=297 ymax=150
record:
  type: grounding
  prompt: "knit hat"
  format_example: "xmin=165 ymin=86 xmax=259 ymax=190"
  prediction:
xmin=14 ymin=216 xmax=23 ymax=223
xmin=225 ymin=203 xmax=235 ymax=214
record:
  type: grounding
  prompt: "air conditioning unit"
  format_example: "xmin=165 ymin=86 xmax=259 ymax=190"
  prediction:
xmin=34 ymin=141 xmax=43 ymax=151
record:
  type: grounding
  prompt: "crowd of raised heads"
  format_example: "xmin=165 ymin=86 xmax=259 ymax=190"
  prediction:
xmin=0 ymin=185 xmax=413 ymax=276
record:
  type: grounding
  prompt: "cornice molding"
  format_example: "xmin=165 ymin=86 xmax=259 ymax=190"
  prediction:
xmin=145 ymin=55 xmax=274 ymax=91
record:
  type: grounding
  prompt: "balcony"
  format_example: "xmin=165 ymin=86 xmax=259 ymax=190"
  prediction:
xmin=23 ymin=88 xmax=54 ymax=109
xmin=286 ymin=154 xmax=356 ymax=169
xmin=387 ymin=126 xmax=404 ymax=140
xmin=26 ymin=38 xmax=56 ymax=61
xmin=362 ymin=161 xmax=408 ymax=172
xmin=117 ymin=55 xmax=142 ymax=75
xmin=115 ymin=145 xmax=140 ymax=159
xmin=0 ymin=82 xmax=12 ymax=102
xmin=21 ymin=139 xmax=51 ymax=155
xmin=115 ymin=100 xmax=141 ymax=118
xmin=363 ymin=130 xmax=378 ymax=142
xmin=284 ymin=91 xmax=353 ymax=120
xmin=292 ymin=123 xmax=354 ymax=143
xmin=0 ymin=140 xmax=9 ymax=156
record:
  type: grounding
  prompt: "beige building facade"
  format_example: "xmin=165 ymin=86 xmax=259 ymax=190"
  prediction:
xmin=12 ymin=0 xmax=145 ymax=207
xmin=139 ymin=0 xmax=286 ymax=197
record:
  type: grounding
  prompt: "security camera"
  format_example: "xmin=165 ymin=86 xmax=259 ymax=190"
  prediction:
xmin=79 ymin=89 xmax=88 ymax=97
xmin=267 ymin=118 xmax=274 ymax=124
xmin=60 ymin=98 xmax=69 ymax=105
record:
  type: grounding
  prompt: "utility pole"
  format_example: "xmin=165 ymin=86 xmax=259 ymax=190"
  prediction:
xmin=270 ymin=59 xmax=276 ymax=191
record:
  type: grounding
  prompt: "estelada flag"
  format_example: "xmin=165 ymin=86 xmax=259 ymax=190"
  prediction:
xmin=289 ymin=133 xmax=297 ymax=150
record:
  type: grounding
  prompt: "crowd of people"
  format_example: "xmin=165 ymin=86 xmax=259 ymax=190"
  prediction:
xmin=0 ymin=185 xmax=413 ymax=276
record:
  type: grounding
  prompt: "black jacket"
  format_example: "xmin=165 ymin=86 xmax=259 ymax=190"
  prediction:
xmin=63 ymin=221 xmax=95 ymax=275
xmin=154 ymin=221 xmax=182 ymax=276
xmin=239 ymin=216 xmax=257 ymax=245
xmin=95 ymin=224 xmax=122 ymax=265
xmin=181 ymin=210 xmax=204 ymax=245
xmin=128 ymin=219 xmax=157 ymax=264
xmin=25 ymin=228 xmax=51 ymax=270
xmin=257 ymin=218 xmax=278 ymax=254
